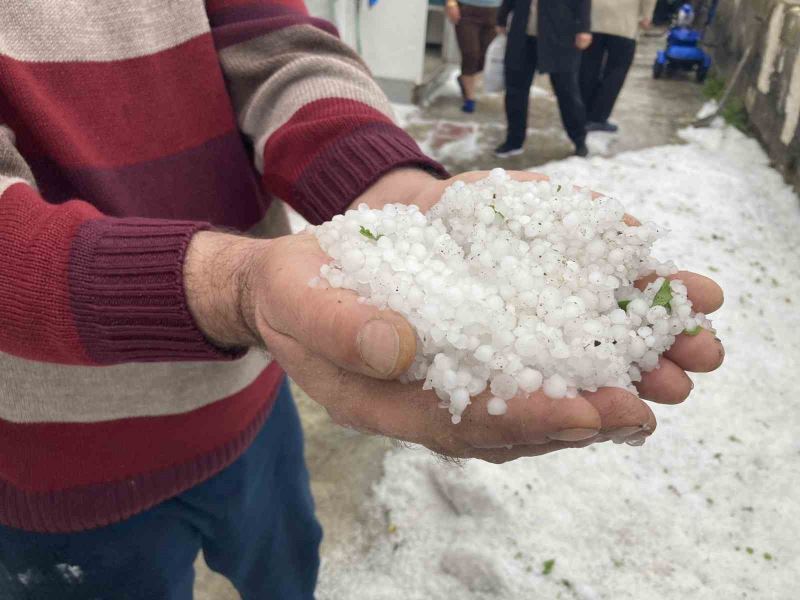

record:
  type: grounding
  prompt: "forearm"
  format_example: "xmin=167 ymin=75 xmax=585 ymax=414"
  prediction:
xmin=497 ymin=0 xmax=513 ymax=26
xmin=577 ymin=0 xmax=591 ymax=32
xmin=210 ymin=1 xmax=446 ymax=224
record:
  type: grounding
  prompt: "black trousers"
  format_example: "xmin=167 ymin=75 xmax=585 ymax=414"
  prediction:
xmin=579 ymin=33 xmax=637 ymax=123
xmin=504 ymin=36 xmax=586 ymax=148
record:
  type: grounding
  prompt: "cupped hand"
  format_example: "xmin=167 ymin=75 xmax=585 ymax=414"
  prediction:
xmin=245 ymin=170 xmax=724 ymax=462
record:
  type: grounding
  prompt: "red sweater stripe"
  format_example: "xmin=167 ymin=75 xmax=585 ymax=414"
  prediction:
xmin=27 ymin=132 xmax=266 ymax=227
xmin=0 ymin=36 xmax=236 ymax=168
xmin=0 ymin=183 xmax=96 ymax=364
xmin=0 ymin=363 xmax=282 ymax=492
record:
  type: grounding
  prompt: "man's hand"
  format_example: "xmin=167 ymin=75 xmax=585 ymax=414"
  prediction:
xmin=576 ymin=32 xmax=593 ymax=50
xmin=446 ymin=2 xmax=460 ymax=25
xmin=640 ymin=17 xmax=653 ymax=29
xmin=184 ymin=169 xmax=725 ymax=462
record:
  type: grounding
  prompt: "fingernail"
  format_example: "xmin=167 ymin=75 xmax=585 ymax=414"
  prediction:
xmin=625 ymin=434 xmax=648 ymax=447
xmin=607 ymin=426 xmax=643 ymax=443
xmin=549 ymin=428 xmax=599 ymax=442
xmin=358 ymin=319 xmax=400 ymax=377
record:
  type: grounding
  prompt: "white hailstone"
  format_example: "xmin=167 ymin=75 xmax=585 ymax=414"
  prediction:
xmin=628 ymin=298 xmax=650 ymax=316
xmin=608 ymin=248 xmax=625 ymax=264
xmin=449 ymin=387 xmax=471 ymax=418
xmin=543 ymin=374 xmax=568 ymax=399
xmin=313 ymin=171 xmax=710 ymax=424
xmin=517 ymin=368 xmax=543 ymax=393
xmin=490 ymin=374 xmax=519 ymax=401
xmin=487 ymin=397 xmax=508 ymax=415
xmin=609 ymin=309 xmax=627 ymax=325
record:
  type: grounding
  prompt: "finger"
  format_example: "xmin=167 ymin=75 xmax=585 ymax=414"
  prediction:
xmin=266 ymin=324 xmax=603 ymax=451
xmin=581 ymin=387 xmax=657 ymax=441
xmin=636 ymin=271 xmax=724 ymax=315
xmin=260 ymin=233 xmax=416 ymax=380
xmin=664 ymin=328 xmax=725 ymax=373
xmin=636 ymin=357 xmax=693 ymax=404
xmin=263 ymin=324 xmax=442 ymax=440
xmin=461 ymin=437 xmax=607 ymax=464
xmin=462 ymin=392 xmax=602 ymax=448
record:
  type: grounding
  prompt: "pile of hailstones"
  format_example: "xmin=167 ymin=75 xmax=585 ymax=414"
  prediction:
xmin=311 ymin=169 xmax=712 ymax=424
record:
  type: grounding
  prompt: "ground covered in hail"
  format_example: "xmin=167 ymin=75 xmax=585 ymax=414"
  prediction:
xmin=315 ymin=123 xmax=800 ymax=600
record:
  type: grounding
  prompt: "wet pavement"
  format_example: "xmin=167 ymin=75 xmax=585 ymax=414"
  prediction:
xmin=406 ymin=32 xmax=707 ymax=173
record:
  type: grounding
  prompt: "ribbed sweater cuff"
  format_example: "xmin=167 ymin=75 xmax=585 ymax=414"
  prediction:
xmin=293 ymin=122 xmax=449 ymax=224
xmin=69 ymin=218 xmax=245 ymax=364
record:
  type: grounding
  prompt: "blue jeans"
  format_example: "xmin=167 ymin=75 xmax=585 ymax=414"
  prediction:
xmin=0 ymin=380 xmax=321 ymax=599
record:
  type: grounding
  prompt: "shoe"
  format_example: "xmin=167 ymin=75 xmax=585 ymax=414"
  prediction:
xmin=586 ymin=121 xmax=619 ymax=133
xmin=494 ymin=141 xmax=524 ymax=158
xmin=462 ymin=99 xmax=476 ymax=113
xmin=574 ymin=143 xmax=589 ymax=157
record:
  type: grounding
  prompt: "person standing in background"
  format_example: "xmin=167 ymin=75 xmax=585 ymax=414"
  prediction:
xmin=446 ymin=0 xmax=502 ymax=113
xmin=494 ymin=0 xmax=592 ymax=159
xmin=580 ymin=0 xmax=656 ymax=132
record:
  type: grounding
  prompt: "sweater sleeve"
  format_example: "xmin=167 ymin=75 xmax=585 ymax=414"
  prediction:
xmin=0 ymin=125 xmax=241 ymax=366
xmin=205 ymin=0 xmax=448 ymax=225
xmin=577 ymin=0 xmax=592 ymax=33
xmin=498 ymin=0 xmax=514 ymax=27
xmin=640 ymin=0 xmax=657 ymax=21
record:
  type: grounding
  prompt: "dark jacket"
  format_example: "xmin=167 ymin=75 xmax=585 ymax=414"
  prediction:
xmin=498 ymin=0 xmax=591 ymax=73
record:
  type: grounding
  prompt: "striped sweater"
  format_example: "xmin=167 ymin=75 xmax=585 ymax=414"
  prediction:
xmin=0 ymin=0 xmax=445 ymax=533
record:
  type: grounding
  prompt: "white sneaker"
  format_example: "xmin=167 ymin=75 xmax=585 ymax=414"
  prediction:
xmin=494 ymin=142 xmax=524 ymax=158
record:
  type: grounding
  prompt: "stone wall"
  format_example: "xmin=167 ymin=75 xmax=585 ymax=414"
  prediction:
xmin=707 ymin=0 xmax=800 ymax=191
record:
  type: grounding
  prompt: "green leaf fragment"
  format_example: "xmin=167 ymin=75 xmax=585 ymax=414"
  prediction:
xmin=489 ymin=204 xmax=505 ymax=219
xmin=652 ymin=278 xmax=673 ymax=312
xmin=618 ymin=299 xmax=631 ymax=311
xmin=684 ymin=326 xmax=703 ymax=336
xmin=542 ymin=559 xmax=556 ymax=575
xmin=359 ymin=226 xmax=383 ymax=241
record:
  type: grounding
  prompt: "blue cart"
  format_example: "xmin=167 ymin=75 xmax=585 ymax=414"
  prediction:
xmin=653 ymin=2 xmax=717 ymax=83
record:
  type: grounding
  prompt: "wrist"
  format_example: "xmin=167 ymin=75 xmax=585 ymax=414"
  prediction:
xmin=184 ymin=230 xmax=269 ymax=349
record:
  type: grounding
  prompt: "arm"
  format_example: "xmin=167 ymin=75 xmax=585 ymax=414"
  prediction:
xmin=0 ymin=126 xmax=235 ymax=366
xmin=205 ymin=0 xmax=447 ymax=225
xmin=497 ymin=0 xmax=514 ymax=28
xmin=576 ymin=0 xmax=592 ymax=32
xmin=640 ymin=0 xmax=656 ymax=27
xmin=184 ymin=170 xmax=726 ymax=461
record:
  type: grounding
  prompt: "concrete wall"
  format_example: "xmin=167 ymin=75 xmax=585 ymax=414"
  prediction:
xmin=707 ymin=0 xmax=800 ymax=191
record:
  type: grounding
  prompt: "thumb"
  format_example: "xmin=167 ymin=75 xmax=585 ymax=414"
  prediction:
xmin=258 ymin=233 xmax=417 ymax=380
